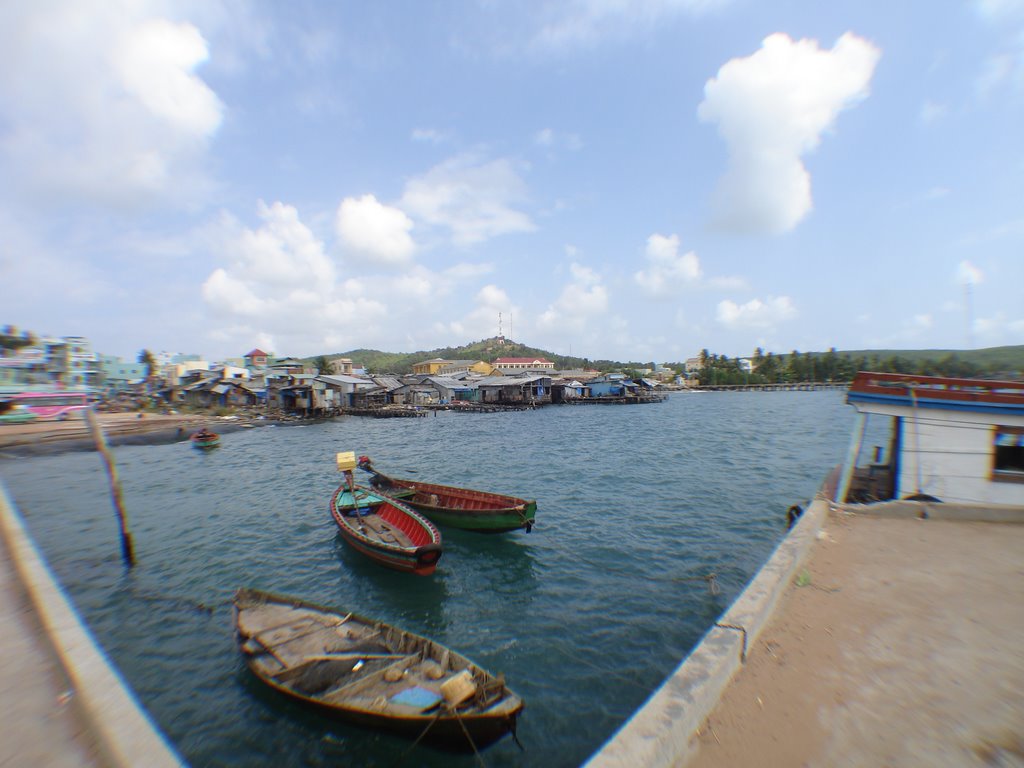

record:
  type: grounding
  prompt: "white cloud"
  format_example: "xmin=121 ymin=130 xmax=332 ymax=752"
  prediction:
xmin=0 ymin=3 xmax=223 ymax=208
xmin=336 ymin=194 xmax=416 ymax=266
xmin=957 ymin=260 xmax=985 ymax=285
xmin=716 ymin=296 xmax=797 ymax=329
xmin=201 ymin=201 xmax=386 ymax=355
xmin=634 ymin=233 xmax=702 ymax=297
xmin=425 ymin=284 xmax=517 ymax=345
xmin=698 ymin=32 xmax=881 ymax=234
xmin=974 ymin=1 xmax=1024 ymax=94
xmin=537 ymin=263 xmax=609 ymax=330
xmin=920 ymin=101 xmax=948 ymax=124
xmin=411 ymin=128 xmax=448 ymax=143
xmin=115 ymin=19 xmax=222 ymax=137
xmin=534 ymin=128 xmax=583 ymax=151
xmin=531 ymin=0 xmax=731 ymax=51
xmin=400 ymin=154 xmax=536 ymax=246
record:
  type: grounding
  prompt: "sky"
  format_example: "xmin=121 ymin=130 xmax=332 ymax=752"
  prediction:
xmin=1 ymin=1 xmax=1022 ymax=364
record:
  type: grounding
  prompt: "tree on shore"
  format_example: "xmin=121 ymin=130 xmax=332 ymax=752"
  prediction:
xmin=138 ymin=350 xmax=157 ymax=391
xmin=312 ymin=355 xmax=333 ymax=375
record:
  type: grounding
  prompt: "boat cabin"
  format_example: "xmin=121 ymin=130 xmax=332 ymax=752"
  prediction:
xmin=837 ymin=371 xmax=1024 ymax=506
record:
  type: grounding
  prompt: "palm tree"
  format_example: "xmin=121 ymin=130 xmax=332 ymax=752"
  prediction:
xmin=137 ymin=349 xmax=157 ymax=395
xmin=312 ymin=355 xmax=333 ymax=375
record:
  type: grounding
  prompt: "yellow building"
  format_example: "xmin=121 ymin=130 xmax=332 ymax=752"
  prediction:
xmin=412 ymin=358 xmax=454 ymax=375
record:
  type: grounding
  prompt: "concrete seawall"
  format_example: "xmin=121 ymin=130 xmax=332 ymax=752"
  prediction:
xmin=585 ymin=495 xmax=829 ymax=767
xmin=0 ymin=482 xmax=185 ymax=767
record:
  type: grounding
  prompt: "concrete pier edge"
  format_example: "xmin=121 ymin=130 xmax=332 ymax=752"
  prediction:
xmin=585 ymin=494 xmax=829 ymax=768
xmin=0 ymin=482 xmax=185 ymax=768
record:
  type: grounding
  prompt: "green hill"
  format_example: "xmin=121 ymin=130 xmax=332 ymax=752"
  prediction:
xmin=306 ymin=337 xmax=658 ymax=375
xmin=304 ymin=339 xmax=1024 ymax=378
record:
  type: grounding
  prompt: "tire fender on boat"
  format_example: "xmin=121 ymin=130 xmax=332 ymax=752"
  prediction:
xmin=415 ymin=543 xmax=443 ymax=567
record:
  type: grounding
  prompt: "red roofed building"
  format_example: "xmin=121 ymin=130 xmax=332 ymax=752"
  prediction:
xmin=493 ymin=356 xmax=555 ymax=371
xmin=244 ymin=348 xmax=270 ymax=368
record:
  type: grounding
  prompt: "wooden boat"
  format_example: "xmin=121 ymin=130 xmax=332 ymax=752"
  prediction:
xmin=233 ymin=588 xmax=524 ymax=751
xmin=357 ymin=455 xmax=537 ymax=533
xmin=331 ymin=452 xmax=442 ymax=575
xmin=190 ymin=429 xmax=220 ymax=449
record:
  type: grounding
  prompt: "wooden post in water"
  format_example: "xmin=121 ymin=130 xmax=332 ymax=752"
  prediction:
xmin=83 ymin=408 xmax=135 ymax=567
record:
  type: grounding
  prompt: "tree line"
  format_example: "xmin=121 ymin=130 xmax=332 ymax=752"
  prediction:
xmin=685 ymin=347 xmax=1003 ymax=386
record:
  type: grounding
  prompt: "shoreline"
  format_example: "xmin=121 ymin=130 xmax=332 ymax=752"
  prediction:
xmin=0 ymin=412 xmax=296 ymax=459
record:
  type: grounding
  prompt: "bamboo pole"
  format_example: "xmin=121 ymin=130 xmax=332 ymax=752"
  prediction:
xmin=83 ymin=408 xmax=135 ymax=567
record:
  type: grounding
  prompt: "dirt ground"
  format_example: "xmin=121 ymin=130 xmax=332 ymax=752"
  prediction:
xmin=688 ymin=513 xmax=1024 ymax=768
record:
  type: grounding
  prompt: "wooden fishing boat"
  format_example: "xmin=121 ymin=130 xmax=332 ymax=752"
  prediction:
xmin=190 ymin=429 xmax=220 ymax=449
xmin=357 ymin=456 xmax=536 ymax=533
xmin=233 ymin=588 xmax=524 ymax=751
xmin=331 ymin=452 xmax=443 ymax=575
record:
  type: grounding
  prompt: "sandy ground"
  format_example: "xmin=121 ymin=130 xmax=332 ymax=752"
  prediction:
xmin=0 ymin=412 xmax=251 ymax=456
xmin=688 ymin=513 xmax=1024 ymax=768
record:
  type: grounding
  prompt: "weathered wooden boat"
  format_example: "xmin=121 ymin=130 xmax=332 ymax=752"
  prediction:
xmin=233 ymin=588 xmax=524 ymax=751
xmin=190 ymin=429 xmax=220 ymax=449
xmin=331 ymin=452 xmax=443 ymax=575
xmin=357 ymin=456 xmax=536 ymax=533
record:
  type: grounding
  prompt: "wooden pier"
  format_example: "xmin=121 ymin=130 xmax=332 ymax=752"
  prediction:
xmin=693 ymin=382 xmax=848 ymax=393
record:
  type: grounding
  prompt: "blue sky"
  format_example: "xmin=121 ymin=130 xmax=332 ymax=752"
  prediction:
xmin=2 ymin=1 xmax=1022 ymax=364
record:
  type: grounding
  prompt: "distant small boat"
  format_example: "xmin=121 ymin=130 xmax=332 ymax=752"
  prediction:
xmin=191 ymin=429 xmax=220 ymax=449
xmin=357 ymin=456 xmax=536 ymax=533
xmin=233 ymin=588 xmax=524 ymax=751
xmin=331 ymin=452 xmax=443 ymax=575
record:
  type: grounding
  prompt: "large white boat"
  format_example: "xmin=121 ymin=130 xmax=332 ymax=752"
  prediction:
xmin=836 ymin=371 xmax=1024 ymax=506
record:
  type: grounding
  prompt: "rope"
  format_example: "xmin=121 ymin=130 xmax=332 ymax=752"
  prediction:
xmin=453 ymin=707 xmax=487 ymax=768
xmin=390 ymin=711 xmax=444 ymax=767
xmin=715 ymin=622 xmax=748 ymax=662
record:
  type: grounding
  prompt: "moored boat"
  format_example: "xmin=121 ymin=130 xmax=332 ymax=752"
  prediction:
xmin=331 ymin=452 xmax=443 ymax=575
xmin=357 ymin=455 xmax=537 ymax=533
xmin=191 ymin=428 xmax=220 ymax=449
xmin=233 ymin=587 xmax=524 ymax=751
xmin=837 ymin=371 xmax=1024 ymax=505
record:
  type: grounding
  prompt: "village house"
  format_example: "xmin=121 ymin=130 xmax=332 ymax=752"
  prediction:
xmin=392 ymin=376 xmax=479 ymax=405
xmin=476 ymin=374 xmax=552 ymax=404
xmin=244 ymin=348 xmax=271 ymax=369
xmin=329 ymin=357 xmax=355 ymax=375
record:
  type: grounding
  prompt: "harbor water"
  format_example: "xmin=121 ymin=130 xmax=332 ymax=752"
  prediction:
xmin=1 ymin=390 xmax=851 ymax=767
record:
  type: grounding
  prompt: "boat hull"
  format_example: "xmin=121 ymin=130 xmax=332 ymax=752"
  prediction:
xmin=358 ymin=460 xmax=536 ymax=533
xmin=330 ymin=485 xmax=443 ymax=575
xmin=191 ymin=435 xmax=220 ymax=450
xmin=402 ymin=489 xmax=537 ymax=533
xmin=233 ymin=588 xmax=523 ymax=752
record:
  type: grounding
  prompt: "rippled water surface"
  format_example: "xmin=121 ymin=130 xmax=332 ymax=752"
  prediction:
xmin=1 ymin=391 xmax=851 ymax=767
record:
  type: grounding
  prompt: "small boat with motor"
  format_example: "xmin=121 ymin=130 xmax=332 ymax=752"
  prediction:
xmin=330 ymin=452 xmax=443 ymax=575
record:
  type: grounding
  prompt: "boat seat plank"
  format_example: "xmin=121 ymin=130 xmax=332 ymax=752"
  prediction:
xmin=358 ymin=515 xmax=414 ymax=547
xmin=320 ymin=653 xmax=421 ymax=703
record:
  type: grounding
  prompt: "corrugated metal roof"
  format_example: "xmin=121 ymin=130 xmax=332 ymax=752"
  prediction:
xmin=318 ymin=374 xmax=372 ymax=385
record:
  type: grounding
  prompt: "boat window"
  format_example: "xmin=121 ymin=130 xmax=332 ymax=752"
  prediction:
xmin=992 ymin=427 xmax=1024 ymax=483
